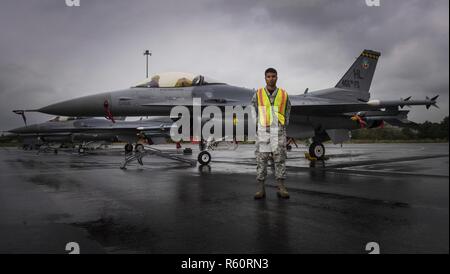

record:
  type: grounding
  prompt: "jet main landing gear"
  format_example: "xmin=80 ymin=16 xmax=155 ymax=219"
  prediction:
xmin=305 ymin=142 xmax=329 ymax=168
xmin=134 ymin=144 xmax=145 ymax=152
xmin=124 ymin=143 xmax=134 ymax=154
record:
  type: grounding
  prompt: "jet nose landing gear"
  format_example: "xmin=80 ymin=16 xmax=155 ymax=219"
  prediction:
xmin=309 ymin=142 xmax=325 ymax=159
xmin=197 ymin=151 xmax=211 ymax=166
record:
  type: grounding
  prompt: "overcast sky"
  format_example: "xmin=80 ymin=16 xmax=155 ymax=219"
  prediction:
xmin=0 ymin=0 xmax=448 ymax=131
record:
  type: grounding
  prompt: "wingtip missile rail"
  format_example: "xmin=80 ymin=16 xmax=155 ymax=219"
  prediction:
xmin=367 ymin=95 xmax=439 ymax=109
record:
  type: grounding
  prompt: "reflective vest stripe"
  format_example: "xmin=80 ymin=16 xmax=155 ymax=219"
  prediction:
xmin=257 ymin=88 xmax=270 ymax=127
xmin=278 ymin=89 xmax=286 ymax=114
xmin=257 ymin=88 xmax=287 ymax=126
xmin=274 ymin=88 xmax=287 ymax=125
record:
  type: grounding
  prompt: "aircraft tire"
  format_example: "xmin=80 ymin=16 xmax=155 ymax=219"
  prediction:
xmin=124 ymin=143 xmax=133 ymax=154
xmin=135 ymin=144 xmax=145 ymax=152
xmin=197 ymin=151 xmax=211 ymax=166
xmin=309 ymin=142 xmax=325 ymax=159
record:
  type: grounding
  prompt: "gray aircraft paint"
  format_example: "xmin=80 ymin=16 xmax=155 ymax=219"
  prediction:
xmin=25 ymin=50 xmax=438 ymax=145
xmin=9 ymin=116 xmax=173 ymax=146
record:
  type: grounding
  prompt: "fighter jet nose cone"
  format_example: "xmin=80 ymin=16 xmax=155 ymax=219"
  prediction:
xmin=37 ymin=103 xmax=65 ymax=116
xmin=9 ymin=125 xmax=36 ymax=134
xmin=8 ymin=127 xmax=21 ymax=134
xmin=38 ymin=92 xmax=112 ymax=117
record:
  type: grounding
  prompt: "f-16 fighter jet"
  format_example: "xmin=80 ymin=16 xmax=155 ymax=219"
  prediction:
xmin=8 ymin=116 xmax=173 ymax=154
xmin=19 ymin=50 xmax=439 ymax=160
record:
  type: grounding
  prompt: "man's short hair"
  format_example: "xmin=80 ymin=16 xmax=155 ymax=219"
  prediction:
xmin=265 ymin=67 xmax=277 ymax=75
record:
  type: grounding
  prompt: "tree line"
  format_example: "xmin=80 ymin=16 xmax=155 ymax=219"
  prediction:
xmin=351 ymin=116 xmax=449 ymax=141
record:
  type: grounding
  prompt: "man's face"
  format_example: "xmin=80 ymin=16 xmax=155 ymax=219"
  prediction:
xmin=265 ymin=72 xmax=278 ymax=87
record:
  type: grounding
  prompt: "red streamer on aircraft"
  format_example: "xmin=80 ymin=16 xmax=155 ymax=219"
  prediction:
xmin=103 ymin=100 xmax=115 ymax=123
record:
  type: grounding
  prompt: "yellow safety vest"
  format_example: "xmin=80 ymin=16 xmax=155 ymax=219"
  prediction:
xmin=233 ymin=115 xmax=238 ymax=126
xmin=256 ymin=88 xmax=288 ymax=127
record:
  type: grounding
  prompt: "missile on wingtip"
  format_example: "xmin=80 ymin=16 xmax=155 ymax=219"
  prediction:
xmin=367 ymin=96 xmax=439 ymax=109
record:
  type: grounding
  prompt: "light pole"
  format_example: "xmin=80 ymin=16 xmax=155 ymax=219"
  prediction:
xmin=143 ymin=50 xmax=151 ymax=78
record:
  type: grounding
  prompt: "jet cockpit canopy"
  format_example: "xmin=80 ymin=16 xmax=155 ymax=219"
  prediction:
xmin=133 ymin=72 xmax=224 ymax=88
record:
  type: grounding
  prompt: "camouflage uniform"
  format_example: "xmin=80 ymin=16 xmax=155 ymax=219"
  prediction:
xmin=251 ymin=87 xmax=291 ymax=198
xmin=254 ymin=127 xmax=287 ymax=181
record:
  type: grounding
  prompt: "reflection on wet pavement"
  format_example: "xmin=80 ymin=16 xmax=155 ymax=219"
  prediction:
xmin=0 ymin=143 xmax=448 ymax=253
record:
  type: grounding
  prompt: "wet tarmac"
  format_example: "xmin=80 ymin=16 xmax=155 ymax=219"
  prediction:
xmin=0 ymin=143 xmax=448 ymax=254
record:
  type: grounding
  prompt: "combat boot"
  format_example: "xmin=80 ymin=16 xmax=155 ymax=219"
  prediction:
xmin=276 ymin=179 xmax=290 ymax=199
xmin=254 ymin=180 xmax=266 ymax=199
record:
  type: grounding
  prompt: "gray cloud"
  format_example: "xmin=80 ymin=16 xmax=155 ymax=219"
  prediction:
xmin=0 ymin=0 xmax=448 ymax=131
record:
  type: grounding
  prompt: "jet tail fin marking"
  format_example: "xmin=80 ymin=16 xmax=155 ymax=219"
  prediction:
xmin=335 ymin=49 xmax=381 ymax=100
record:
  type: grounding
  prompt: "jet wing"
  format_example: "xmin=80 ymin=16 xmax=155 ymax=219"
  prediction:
xmin=14 ymin=132 xmax=74 ymax=137
xmin=140 ymin=95 xmax=438 ymax=114
xmin=291 ymin=101 xmax=371 ymax=115
xmin=73 ymin=124 xmax=172 ymax=134
xmin=290 ymin=96 xmax=439 ymax=115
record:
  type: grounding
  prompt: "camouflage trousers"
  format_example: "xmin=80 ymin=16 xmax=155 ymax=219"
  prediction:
xmin=255 ymin=127 xmax=287 ymax=181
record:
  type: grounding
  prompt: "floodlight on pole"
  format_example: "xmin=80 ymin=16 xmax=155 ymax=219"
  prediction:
xmin=143 ymin=50 xmax=152 ymax=78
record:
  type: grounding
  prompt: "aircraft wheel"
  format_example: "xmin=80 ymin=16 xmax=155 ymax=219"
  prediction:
xmin=197 ymin=151 xmax=211 ymax=166
xmin=124 ymin=143 xmax=133 ymax=154
xmin=135 ymin=144 xmax=145 ymax=152
xmin=78 ymin=146 xmax=85 ymax=154
xmin=309 ymin=142 xmax=325 ymax=159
